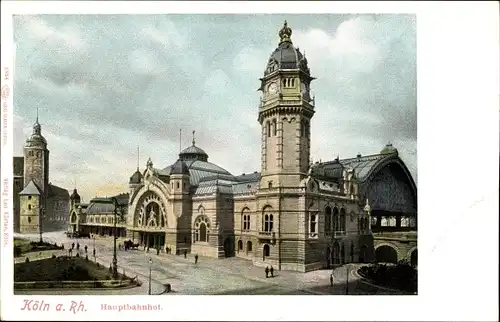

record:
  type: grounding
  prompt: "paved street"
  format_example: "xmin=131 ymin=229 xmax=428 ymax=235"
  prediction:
xmin=14 ymin=231 xmax=404 ymax=295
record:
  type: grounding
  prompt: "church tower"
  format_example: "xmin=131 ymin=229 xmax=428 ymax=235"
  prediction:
xmin=23 ymin=113 xmax=49 ymax=201
xmin=258 ymin=21 xmax=315 ymax=188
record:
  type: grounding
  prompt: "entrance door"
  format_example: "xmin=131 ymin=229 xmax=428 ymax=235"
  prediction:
xmin=224 ymin=237 xmax=233 ymax=257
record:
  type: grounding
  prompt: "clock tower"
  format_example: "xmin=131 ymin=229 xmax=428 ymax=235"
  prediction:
xmin=258 ymin=21 xmax=315 ymax=188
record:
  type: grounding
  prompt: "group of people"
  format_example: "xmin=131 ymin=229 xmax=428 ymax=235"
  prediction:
xmin=265 ymin=266 xmax=275 ymax=278
xmin=67 ymin=241 xmax=95 ymax=258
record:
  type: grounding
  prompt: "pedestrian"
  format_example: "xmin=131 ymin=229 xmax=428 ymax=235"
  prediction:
xmin=265 ymin=266 xmax=269 ymax=278
xmin=68 ymin=248 xmax=72 ymax=256
xmin=156 ymin=247 xmax=160 ymax=256
xmin=93 ymin=248 xmax=96 ymax=257
xmin=270 ymin=265 xmax=274 ymax=277
xmin=147 ymin=246 xmax=150 ymax=253
xmin=72 ymin=242 xmax=75 ymax=249
xmin=184 ymin=249 xmax=187 ymax=258
xmin=330 ymin=274 xmax=334 ymax=287
xmin=195 ymin=254 xmax=198 ymax=264
xmin=84 ymin=245 xmax=88 ymax=253
xmin=76 ymin=242 xmax=80 ymax=250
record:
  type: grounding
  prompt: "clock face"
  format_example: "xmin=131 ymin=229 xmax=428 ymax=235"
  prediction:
xmin=268 ymin=82 xmax=278 ymax=94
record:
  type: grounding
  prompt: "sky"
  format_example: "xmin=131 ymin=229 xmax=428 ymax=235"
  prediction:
xmin=12 ymin=14 xmax=417 ymax=202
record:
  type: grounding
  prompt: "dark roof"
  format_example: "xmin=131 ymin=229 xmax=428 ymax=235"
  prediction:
xmin=129 ymin=169 xmax=143 ymax=184
xmin=234 ymin=171 xmax=260 ymax=182
xmin=263 ymin=22 xmax=311 ymax=77
xmin=86 ymin=193 xmax=129 ymax=214
xmin=48 ymin=184 xmax=70 ymax=198
xmin=19 ymin=180 xmax=42 ymax=195
xmin=179 ymin=144 xmax=208 ymax=162
xmin=170 ymin=159 xmax=190 ymax=175
xmin=160 ymin=160 xmax=234 ymax=186
xmin=13 ymin=157 xmax=24 ymax=177
xmin=380 ymin=143 xmax=399 ymax=155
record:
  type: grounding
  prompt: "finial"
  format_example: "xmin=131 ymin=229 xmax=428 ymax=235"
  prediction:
xmin=147 ymin=157 xmax=153 ymax=168
xmin=278 ymin=20 xmax=293 ymax=44
xmin=192 ymin=130 xmax=196 ymax=146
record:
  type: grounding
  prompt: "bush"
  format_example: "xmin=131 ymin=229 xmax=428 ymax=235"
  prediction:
xmin=14 ymin=246 xmax=22 ymax=257
xmin=25 ymin=257 xmax=30 ymax=263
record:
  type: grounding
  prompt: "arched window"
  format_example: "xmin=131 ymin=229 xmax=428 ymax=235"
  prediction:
xmin=246 ymin=241 xmax=253 ymax=252
xmin=268 ymin=181 xmax=273 ymax=189
xmin=339 ymin=208 xmax=346 ymax=231
xmin=272 ymin=119 xmax=277 ymax=136
xmin=241 ymin=210 xmax=250 ymax=231
xmin=238 ymin=240 xmax=243 ymax=251
xmin=28 ymin=216 xmax=31 ymax=223
xmin=266 ymin=121 xmax=271 ymax=138
xmin=381 ymin=216 xmax=389 ymax=227
xmin=332 ymin=207 xmax=339 ymax=232
xmin=300 ymin=121 xmax=305 ymax=137
xmin=291 ymin=78 xmax=295 ymax=87
xmin=309 ymin=212 xmax=318 ymax=237
xmin=194 ymin=216 xmax=210 ymax=242
xmin=263 ymin=244 xmax=270 ymax=257
xmin=28 ymin=204 xmax=31 ymax=211
xmin=325 ymin=206 xmax=332 ymax=236
xmin=263 ymin=214 xmax=273 ymax=232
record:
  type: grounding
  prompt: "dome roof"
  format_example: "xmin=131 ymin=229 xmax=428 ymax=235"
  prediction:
xmin=264 ymin=21 xmax=311 ymax=76
xmin=25 ymin=118 xmax=47 ymax=147
xmin=170 ymin=159 xmax=190 ymax=175
xmin=70 ymin=188 xmax=81 ymax=200
xmin=129 ymin=169 xmax=143 ymax=184
xmin=380 ymin=143 xmax=399 ymax=155
xmin=179 ymin=133 xmax=209 ymax=162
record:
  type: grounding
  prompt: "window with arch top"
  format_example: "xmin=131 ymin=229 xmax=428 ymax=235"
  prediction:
xmin=332 ymin=207 xmax=339 ymax=231
xmin=242 ymin=209 xmax=251 ymax=231
xmin=339 ymin=208 xmax=346 ymax=231
xmin=194 ymin=216 xmax=210 ymax=242
xmin=325 ymin=206 xmax=332 ymax=236
xmin=263 ymin=208 xmax=274 ymax=232
xmin=272 ymin=119 xmax=277 ymax=136
xmin=266 ymin=121 xmax=271 ymax=138
xmin=309 ymin=212 xmax=318 ymax=237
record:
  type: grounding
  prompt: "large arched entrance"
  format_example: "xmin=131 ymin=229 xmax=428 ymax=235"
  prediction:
xmin=410 ymin=249 xmax=418 ymax=267
xmin=375 ymin=245 xmax=398 ymax=264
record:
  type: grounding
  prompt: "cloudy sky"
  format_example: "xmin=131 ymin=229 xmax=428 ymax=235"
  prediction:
xmin=13 ymin=14 xmax=417 ymax=202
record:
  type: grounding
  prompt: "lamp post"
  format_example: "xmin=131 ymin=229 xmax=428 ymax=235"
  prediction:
xmin=93 ymin=235 xmax=96 ymax=262
xmin=148 ymin=257 xmax=153 ymax=295
xmin=110 ymin=197 xmax=122 ymax=278
xmin=38 ymin=206 xmax=44 ymax=244
xmin=345 ymin=264 xmax=350 ymax=295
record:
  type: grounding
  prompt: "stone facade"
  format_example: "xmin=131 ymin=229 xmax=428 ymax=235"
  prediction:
xmin=73 ymin=22 xmax=417 ymax=272
xmin=13 ymin=117 xmax=69 ymax=233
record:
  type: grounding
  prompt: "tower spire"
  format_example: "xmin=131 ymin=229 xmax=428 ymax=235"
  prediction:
xmin=137 ymin=145 xmax=140 ymax=170
xmin=36 ymin=106 xmax=39 ymax=123
xmin=192 ymin=130 xmax=196 ymax=146
xmin=179 ymin=128 xmax=182 ymax=153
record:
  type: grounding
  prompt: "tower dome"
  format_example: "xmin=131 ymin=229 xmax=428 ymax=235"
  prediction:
xmin=70 ymin=188 xmax=81 ymax=201
xmin=170 ymin=159 xmax=190 ymax=175
xmin=179 ymin=131 xmax=208 ymax=162
xmin=129 ymin=169 xmax=143 ymax=184
xmin=25 ymin=117 xmax=47 ymax=148
xmin=380 ymin=143 xmax=399 ymax=155
xmin=263 ymin=21 xmax=311 ymax=76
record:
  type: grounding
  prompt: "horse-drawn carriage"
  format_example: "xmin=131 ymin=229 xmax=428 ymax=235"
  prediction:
xmin=123 ymin=240 xmax=140 ymax=250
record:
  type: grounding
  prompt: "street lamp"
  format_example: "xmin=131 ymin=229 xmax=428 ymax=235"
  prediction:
xmin=148 ymin=257 xmax=153 ymax=295
xmin=110 ymin=197 xmax=124 ymax=278
xmin=39 ymin=206 xmax=44 ymax=244
xmin=93 ymin=235 xmax=96 ymax=262
xmin=345 ymin=263 xmax=350 ymax=295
